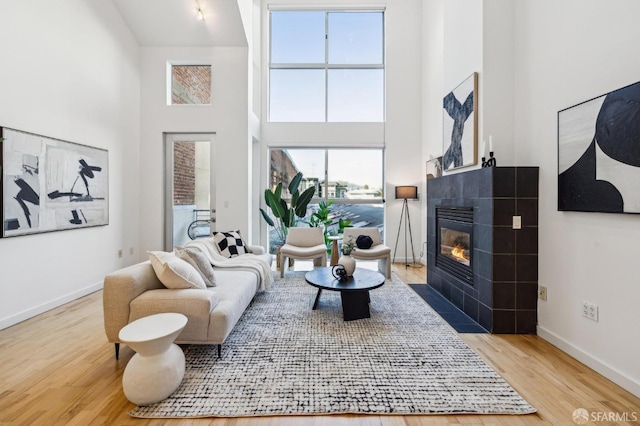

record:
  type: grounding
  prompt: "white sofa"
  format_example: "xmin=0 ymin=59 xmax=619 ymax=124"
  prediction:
xmin=103 ymin=240 xmax=272 ymax=359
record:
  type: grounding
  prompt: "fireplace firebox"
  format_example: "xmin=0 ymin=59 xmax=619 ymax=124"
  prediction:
xmin=436 ymin=207 xmax=474 ymax=283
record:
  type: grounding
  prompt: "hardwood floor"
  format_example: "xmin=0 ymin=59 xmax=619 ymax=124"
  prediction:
xmin=1 ymin=263 xmax=639 ymax=425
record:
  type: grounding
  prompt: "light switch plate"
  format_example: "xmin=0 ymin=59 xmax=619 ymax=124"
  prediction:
xmin=512 ymin=216 xmax=522 ymax=229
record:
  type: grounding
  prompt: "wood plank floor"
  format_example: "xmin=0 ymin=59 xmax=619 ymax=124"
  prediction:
xmin=1 ymin=263 xmax=639 ymax=425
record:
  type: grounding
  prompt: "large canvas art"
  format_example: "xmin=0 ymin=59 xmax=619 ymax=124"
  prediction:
xmin=443 ymin=72 xmax=478 ymax=171
xmin=1 ymin=127 xmax=108 ymax=237
xmin=558 ymin=81 xmax=640 ymax=213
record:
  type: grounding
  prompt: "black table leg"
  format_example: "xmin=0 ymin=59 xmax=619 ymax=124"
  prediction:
xmin=312 ymin=288 xmax=322 ymax=310
xmin=340 ymin=290 xmax=371 ymax=321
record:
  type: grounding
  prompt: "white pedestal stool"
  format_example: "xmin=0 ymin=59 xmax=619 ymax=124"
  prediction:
xmin=118 ymin=313 xmax=188 ymax=406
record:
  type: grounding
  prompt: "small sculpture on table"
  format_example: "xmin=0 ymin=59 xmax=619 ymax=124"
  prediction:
xmin=332 ymin=264 xmax=349 ymax=282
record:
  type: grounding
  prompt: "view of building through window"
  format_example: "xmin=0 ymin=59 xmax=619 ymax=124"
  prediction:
xmin=170 ymin=65 xmax=212 ymax=105
xmin=268 ymin=148 xmax=384 ymax=253
xmin=269 ymin=10 xmax=384 ymax=122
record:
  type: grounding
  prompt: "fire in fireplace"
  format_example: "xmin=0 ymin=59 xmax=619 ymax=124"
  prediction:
xmin=436 ymin=207 xmax=474 ymax=283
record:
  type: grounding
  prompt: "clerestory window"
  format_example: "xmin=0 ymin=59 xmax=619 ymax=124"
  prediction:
xmin=269 ymin=10 xmax=385 ymax=122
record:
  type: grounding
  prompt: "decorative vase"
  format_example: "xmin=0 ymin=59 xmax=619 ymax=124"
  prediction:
xmin=338 ymin=254 xmax=356 ymax=277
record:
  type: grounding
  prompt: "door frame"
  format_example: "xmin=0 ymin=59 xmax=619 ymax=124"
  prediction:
xmin=163 ymin=132 xmax=217 ymax=251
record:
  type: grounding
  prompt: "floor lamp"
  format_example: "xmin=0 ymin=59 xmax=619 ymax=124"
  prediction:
xmin=393 ymin=185 xmax=418 ymax=267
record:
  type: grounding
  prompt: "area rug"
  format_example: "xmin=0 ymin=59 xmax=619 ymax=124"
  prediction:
xmin=130 ymin=272 xmax=535 ymax=418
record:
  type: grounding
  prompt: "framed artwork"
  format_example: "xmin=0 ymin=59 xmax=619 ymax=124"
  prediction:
xmin=442 ymin=72 xmax=478 ymax=171
xmin=558 ymin=80 xmax=640 ymax=214
xmin=1 ymin=127 xmax=109 ymax=237
xmin=426 ymin=156 xmax=443 ymax=179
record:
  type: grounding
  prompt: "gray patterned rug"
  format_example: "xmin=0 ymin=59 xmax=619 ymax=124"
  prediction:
xmin=130 ymin=272 xmax=536 ymax=418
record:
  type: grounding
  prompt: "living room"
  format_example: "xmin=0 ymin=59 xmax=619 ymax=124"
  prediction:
xmin=1 ymin=0 xmax=640 ymax=423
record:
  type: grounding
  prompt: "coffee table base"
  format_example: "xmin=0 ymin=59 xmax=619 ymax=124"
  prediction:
xmin=313 ymin=288 xmax=371 ymax=321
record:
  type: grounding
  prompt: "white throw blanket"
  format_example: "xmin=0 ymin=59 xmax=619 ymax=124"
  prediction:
xmin=185 ymin=239 xmax=273 ymax=291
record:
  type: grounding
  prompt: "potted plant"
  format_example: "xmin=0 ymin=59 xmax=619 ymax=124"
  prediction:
xmin=260 ymin=171 xmax=315 ymax=249
xmin=309 ymin=199 xmax=334 ymax=251
xmin=338 ymin=235 xmax=356 ymax=276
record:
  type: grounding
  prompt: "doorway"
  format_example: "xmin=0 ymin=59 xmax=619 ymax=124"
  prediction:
xmin=164 ymin=133 xmax=216 ymax=251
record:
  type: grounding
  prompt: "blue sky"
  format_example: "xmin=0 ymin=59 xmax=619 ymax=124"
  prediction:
xmin=270 ymin=11 xmax=384 ymax=122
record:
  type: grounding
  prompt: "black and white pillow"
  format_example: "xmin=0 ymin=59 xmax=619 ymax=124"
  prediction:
xmin=212 ymin=230 xmax=248 ymax=258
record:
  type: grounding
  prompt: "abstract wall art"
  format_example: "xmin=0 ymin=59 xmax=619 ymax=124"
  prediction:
xmin=558 ymin=81 xmax=640 ymax=214
xmin=443 ymin=72 xmax=478 ymax=171
xmin=1 ymin=127 xmax=109 ymax=237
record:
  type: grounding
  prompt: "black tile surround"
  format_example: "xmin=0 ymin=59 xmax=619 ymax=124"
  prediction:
xmin=427 ymin=167 xmax=539 ymax=334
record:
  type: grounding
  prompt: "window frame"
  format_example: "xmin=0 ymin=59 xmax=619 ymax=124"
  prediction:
xmin=166 ymin=61 xmax=213 ymax=106
xmin=268 ymin=147 xmax=385 ymax=206
xmin=268 ymin=9 xmax=385 ymax=122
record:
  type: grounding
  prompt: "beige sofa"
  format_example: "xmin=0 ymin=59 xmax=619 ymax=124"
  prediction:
xmin=103 ymin=243 xmax=272 ymax=359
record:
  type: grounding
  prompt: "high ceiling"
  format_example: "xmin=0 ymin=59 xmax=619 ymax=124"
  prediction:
xmin=112 ymin=0 xmax=247 ymax=47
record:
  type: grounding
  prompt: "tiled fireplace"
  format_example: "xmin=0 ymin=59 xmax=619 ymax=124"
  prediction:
xmin=426 ymin=167 xmax=539 ymax=334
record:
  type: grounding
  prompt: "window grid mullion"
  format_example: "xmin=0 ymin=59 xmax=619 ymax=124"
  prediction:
xmin=324 ymin=12 xmax=329 ymax=122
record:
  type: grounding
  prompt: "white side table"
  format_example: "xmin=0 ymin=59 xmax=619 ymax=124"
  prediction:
xmin=118 ymin=313 xmax=188 ymax=406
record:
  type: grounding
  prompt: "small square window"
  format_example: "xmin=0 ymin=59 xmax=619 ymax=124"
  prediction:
xmin=170 ymin=65 xmax=211 ymax=105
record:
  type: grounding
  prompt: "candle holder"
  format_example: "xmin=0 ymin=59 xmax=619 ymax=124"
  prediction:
xmin=482 ymin=151 xmax=497 ymax=168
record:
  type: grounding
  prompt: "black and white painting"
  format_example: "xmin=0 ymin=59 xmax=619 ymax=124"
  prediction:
xmin=1 ymin=127 xmax=108 ymax=237
xmin=558 ymin=81 xmax=640 ymax=213
xmin=443 ymin=72 xmax=478 ymax=171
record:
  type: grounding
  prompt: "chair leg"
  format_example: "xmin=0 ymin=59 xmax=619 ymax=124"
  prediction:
xmin=115 ymin=343 xmax=120 ymax=360
xmin=381 ymin=257 xmax=391 ymax=278
xmin=280 ymin=255 xmax=287 ymax=277
xmin=217 ymin=344 xmax=222 ymax=358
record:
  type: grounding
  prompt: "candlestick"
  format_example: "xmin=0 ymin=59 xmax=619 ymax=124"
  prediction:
xmin=489 ymin=135 xmax=493 ymax=153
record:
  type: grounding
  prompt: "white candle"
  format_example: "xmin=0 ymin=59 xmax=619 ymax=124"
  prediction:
xmin=481 ymin=140 xmax=486 ymax=158
xmin=489 ymin=135 xmax=493 ymax=153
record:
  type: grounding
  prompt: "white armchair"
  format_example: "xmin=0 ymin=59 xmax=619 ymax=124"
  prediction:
xmin=279 ymin=227 xmax=327 ymax=277
xmin=343 ymin=227 xmax=391 ymax=278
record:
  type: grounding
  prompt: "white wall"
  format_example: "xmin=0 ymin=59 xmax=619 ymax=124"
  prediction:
xmin=0 ymin=0 xmax=140 ymax=329
xmin=139 ymin=47 xmax=249 ymax=254
xmin=259 ymin=0 xmax=424 ymax=263
xmin=428 ymin=0 xmax=640 ymax=396
xmin=513 ymin=0 xmax=640 ymax=397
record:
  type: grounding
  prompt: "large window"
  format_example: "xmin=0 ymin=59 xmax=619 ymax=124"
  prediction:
xmin=269 ymin=10 xmax=384 ymax=122
xmin=267 ymin=148 xmax=384 ymax=252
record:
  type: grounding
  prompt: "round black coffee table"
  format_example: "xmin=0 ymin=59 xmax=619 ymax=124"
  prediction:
xmin=304 ymin=267 xmax=385 ymax=321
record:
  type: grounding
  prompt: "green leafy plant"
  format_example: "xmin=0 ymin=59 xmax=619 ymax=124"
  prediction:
xmin=309 ymin=199 xmax=334 ymax=249
xmin=260 ymin=171 xmax=315 ymax=241
xmin=342 ymin=235 xmax=356 ymax=255
xmin=337 ymin=217 xmax=352 ymax=234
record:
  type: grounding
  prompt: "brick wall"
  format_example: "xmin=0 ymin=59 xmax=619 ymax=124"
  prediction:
xmin=173 ymin=141 xmax=195 ymax=205
xmin=171 ymin=65 xmax=211 ymax=105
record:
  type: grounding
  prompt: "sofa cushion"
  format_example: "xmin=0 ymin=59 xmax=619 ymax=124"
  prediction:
xmin=175 ymin=246 xmax=216 ymax=287
xmin=130 ymin=288 xmax=219 ymax=342
xmin=212 ymin=230 xmax=248 ymax=258
xmin=148 ymin=251 xmax=207 ymax=289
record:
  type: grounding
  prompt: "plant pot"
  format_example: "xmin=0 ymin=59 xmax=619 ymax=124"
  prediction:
xmin=338 ymin=254 xmax=356 ymax=277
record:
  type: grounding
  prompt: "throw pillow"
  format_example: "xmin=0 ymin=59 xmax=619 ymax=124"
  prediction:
xmin=175 ymin=246 xmax=216 ymax=287
xmin=356 ymin=235 xmax=374 ymax=249
xmin=148 ymin=251 xmax=207 ymax=289
xmin=212 ymin=230 xmax=248 ymax=258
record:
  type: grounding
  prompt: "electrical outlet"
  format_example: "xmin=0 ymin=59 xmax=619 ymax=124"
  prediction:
xmin=117 ymin=249 xmax=123 ymax=258
xmin=129 ymin=247 xmax=134 ymax=255
xmin=538 ymin=286 xmax=547 ymax=301
xmin=582 ymin=301 xmax=599 ymax=322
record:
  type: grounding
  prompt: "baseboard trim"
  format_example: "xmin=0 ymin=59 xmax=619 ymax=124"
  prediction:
xmin=0 ymin=281 xmax=103 ymax=331
xmin=537 ymin=325 xmax=640 ymax=398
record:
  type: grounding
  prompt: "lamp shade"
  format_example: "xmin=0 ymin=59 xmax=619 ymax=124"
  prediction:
xmin=395 ymin=185 xmax=418 ymax=200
